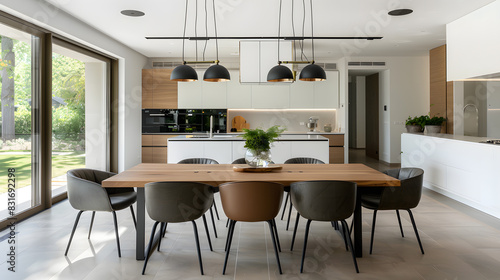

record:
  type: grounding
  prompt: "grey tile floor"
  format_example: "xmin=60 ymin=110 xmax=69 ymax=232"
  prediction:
xmin=1 ymin=151 xmax=500 ymax=279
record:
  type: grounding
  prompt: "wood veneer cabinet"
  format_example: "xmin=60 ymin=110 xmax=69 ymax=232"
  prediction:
xmin=141 ymin=134 xmax=179 ymax=163
xmin=320 ymin=134 xmax=345 ymax=164
xmin=430 ymin=45 xmax=453 ymax=133
xmin=142 ymin=69 xmax=178 ymax=109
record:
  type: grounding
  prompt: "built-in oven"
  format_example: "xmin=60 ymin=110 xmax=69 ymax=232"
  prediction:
xmin=142 ymin=109 xmax=179 ymax=133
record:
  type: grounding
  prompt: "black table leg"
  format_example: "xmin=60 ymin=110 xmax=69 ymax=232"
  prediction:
xmin=136 ymin=188 xmax=145 ymax=260
xmin=354 ymin=188 xmax=363 ymax=258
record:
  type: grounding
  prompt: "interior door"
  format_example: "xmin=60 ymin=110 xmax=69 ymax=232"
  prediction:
xmin=365 ymin=73 xmax=379 ymax=160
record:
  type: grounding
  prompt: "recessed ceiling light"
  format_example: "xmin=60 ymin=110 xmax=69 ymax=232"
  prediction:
xmin=121 ymin=10 xmax=145 ymax=17
xmin=388 ymin=9 xmax=413 ymax=16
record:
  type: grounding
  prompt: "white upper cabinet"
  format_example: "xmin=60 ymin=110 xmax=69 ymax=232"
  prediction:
xmin=227 ymin=70 xmax=252 ymax=108
xmin=177 ymin=70 xmax=202 ymax=108
xmin=290 ymin=79 xmax=315 ymax=108
xmin=202 ymin=79 xmax=227 ymax=108
xmin=314 ymin=71 xmax=339 ymax=108
xmin=251 ymin=84 xmax=290 ymax=108
xmin=240 ymin=40 xmax=292 ymax=83
xmin=178 ymin=70 xmax=228 ymax=108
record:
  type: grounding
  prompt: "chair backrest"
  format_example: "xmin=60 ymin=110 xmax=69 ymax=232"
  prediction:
xmin=178 ymin=158 xmax=219 ymax=164
xmin=67 ymin=168 xmax=115 ymax=212
xmin=378 ymin=168 xmax=424 ymax=210
xmin=291 ymin=180 xmax=356 ymax=221
xmin=284 ymin=157 xmax=325 ymax=164
xmin=145 ymin=182 xmax=214 ymax=223
xmin=219 ymin=181 xmax=284 ymax=222
xmin=231 ymin=158 xmax=246 ymax=164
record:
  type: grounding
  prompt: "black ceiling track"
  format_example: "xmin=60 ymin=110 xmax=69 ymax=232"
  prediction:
xmin=145 ymin=36 xmax=383 ymax=41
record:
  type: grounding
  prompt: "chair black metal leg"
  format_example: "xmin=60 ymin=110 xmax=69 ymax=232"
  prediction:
xmin=341 ymin=220 xmax=359 ymax=273
xmin=396 ymin=209 xmax=404 ymax=237
xmin=130 ymin=205 xmax=137 ymax=230
xmin=226 ymin=219 xmax=229 ymax=228
xmin=158 ymin=222 xmax=167 ymax=252
xmin=161 ymin=222 xmax=168 ymax=238
xmin=349 ymin=218 xmax=353 ymax=235
xmin=291 ymin=212 xmax=300 ymax=251
xmin=209 ymin=207 xmax=218 ymax=238
xmin=281 ymin=192 xmax=289 ymax=220
xmin=202 ymin=214 xmax=213 ymax=251
xmin=267 ymin=220 xmax=283 ymax=274
xmin=225 ymin=219 xmax=234 ymax=252
xmin=407 ymin=209 xmax=425 ymax=254
xmin=223 ymin=220 xmax=237 ymax=275
xmin=192 ymin=221 xmax=204 ymax=275
xmin=213 ymin=201 xmax=220 ymax=220
xmin=65 ymin=210 xmax=84 ymax=256
xmin=142 ymin=221 xmax=160 ymax=275
xmin=369 ymin=210 xmax=378 ymax=254
xmin=112 ymin=211 xmax=122 ymax=258
xmin=336 ymin=220 xmax=348 ymax=251
xmin=272 ymin=219 xmax=281 ymax=252
xmin=286 ymin=199 xmax=293 ymax=230
xmin=88 ymin=211 xmax=95 ymax=239
xmin=300 ymin=219 xmax=312 ymax=273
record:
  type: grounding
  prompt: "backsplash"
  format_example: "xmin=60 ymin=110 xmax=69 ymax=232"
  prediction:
xmin=227 ymin=109 xmax=337 ymax=133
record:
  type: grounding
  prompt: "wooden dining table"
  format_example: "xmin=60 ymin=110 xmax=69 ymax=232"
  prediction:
xmin=102 ymin=163 xmax=400 ymax=260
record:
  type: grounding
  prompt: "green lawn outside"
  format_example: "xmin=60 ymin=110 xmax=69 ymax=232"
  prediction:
xmin=0 ymin=151 xmax=85 ymax=193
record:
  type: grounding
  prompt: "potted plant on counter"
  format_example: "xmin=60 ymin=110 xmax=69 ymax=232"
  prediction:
xmin=240 ymin=125 xmax=285 ymax=167
xmin=425 ymin=115 xmax=446 ymax=134
xmin=405 ymin=115 xmax=426 ymax=133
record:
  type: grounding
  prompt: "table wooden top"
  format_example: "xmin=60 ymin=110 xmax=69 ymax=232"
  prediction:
xmin=102 ymin=163 xmax=400 ymax=188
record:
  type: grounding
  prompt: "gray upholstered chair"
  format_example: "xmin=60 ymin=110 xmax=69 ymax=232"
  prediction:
xmin=231 ymin=158 xmax=247 ymax=164
xmin=290 ymin=180 xmax=359 ymax=273
xmin=282 ymin=157 xmax=325 ymax=230
xmin=178 ymin=157 xmax=220 ymax=238
xmin=142 ymin=182 xmax=214 ymax=275
xmin=360 ymin=167 xmax=425 ymax=254
xmin=219 ymin=181 xmax=284 ymax=275
xmin=178 ymin=158 xmax=219 ymax=164
xmin=65 ymin=168 xmax=137 ymax=257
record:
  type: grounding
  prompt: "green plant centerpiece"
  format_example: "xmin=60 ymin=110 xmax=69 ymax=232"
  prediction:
xmin=240 ymin=125 xmax=286 ymax=167
xmin=405 ymin=115 xmax=427 ymax=133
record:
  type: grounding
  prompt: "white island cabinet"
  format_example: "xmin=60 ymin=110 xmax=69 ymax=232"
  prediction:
xmin=168 ymin=134 xmax=329 ymax=164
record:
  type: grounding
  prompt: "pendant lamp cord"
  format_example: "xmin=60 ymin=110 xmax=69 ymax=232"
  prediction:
xmin=277 ymin=0 xmax=282 ymax=64
xmin=212 ymin=0 xmax=219 ymax=64
xmin=291 ymin=0 xmax=296 ymax=61
xmin=203 ymin=0 xmax=208 ymax=61
xmin=182 ymin=0 xmax=188 ymax=63
xmin=195 ymin=0 xmax=198 ymax=61
xmin=310 ymin=0 xmax=315 ymax=63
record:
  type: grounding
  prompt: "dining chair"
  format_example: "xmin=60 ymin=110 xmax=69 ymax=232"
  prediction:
xmin=282 ymin=157 xmax=325 ymax=230
xmin=290 ymin=180 xmax=359 ymax=273
xmin=178 ymin=157 xmax=220 ymax=238
xmin=142 ymin=181 xmax=214 ymax=275
xmin=360 ymin=167 xmax=425 ymax=254
xmin=219 ymin=181 xmax=284 ymax=274
xmin=231 ymin=157 xmax=275 ymax=165
xmin=65 ymin=168 xmax=137 ymax=257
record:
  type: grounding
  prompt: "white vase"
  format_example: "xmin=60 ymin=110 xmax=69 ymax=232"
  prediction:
xmin=245 ymin=149 xmax=272 ymax=167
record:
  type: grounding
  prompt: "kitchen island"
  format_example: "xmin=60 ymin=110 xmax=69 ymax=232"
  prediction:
xmin=167 ymin=134 xmax=330 ymax=164
xmin=401 ymin=132 xmax=500 ymax=219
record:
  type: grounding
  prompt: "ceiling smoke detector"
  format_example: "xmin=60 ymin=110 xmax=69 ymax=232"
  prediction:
xmin=120 ymin=10 xmax=145 ymax=17
xmin=388 ymin=9 xmax=413 ymax=16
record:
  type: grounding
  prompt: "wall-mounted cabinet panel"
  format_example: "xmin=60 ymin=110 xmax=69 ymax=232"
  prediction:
xmin=240 ymin=41 xmax=260 ymax=83
xmin=177 ymin=70 xmax=203 ymax=108
xmin=251 ymin=84 xmax=290 ymax=108
xmin=290 ymin=79 xmax=315 ymax=108
xmin=202 ymin=79 xmax=227 ymax=108
xmin=142 ymin=69 xmax=178 ymax=109
xmin=142 ymin=69 xmax=153 ymax=108
xmin=240 ymin=40 xmax=292 ymax=83
xmin=314 ymin=71 xmax=339 ymax=108
xmin=227 ymin=70 xmax=252 ymax=108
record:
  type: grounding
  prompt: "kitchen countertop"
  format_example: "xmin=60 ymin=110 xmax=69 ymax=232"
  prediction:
xmin=402 ymin=132 xmax=497 ymax=146
xmin=144 ymin=132 xmax=344 ymax=135
xmin=168 ymin=134 xmax=329 ymax=141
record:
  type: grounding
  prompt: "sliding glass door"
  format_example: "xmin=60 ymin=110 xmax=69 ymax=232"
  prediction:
xmin=0 ymin=23 xmax=40 ymax=220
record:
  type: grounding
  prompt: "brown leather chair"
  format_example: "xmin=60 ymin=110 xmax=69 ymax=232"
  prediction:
xmin=219 ymin=181 xmax=284 ymax=274
xmin=360 ymin=167 xmax=425 ymax=254
xmin=282 ymin=157 xmax=325 ymax=230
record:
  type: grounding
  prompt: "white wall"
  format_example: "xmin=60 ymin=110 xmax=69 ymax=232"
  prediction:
xmin=0 ymin=0 xmax=149 ymax=171
xmin=355 ymin=76 xmax=366 ymax=148
xmin=447 ymin=1 xmax=500 ymax=80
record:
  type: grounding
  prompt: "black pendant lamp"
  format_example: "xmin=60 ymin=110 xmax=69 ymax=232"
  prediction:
xmin=299 ymin=0 xmax=326 ymax=81
xmin=267 ymin=0 xmax=293 ymax=82
xmin=170 ymin=0 xmax=198 ymax=82
xmin=203 ymin=0 xmax=230 ymax=82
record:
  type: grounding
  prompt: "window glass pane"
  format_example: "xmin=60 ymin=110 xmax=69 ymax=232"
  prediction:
xmin=0 ymin=24 xmax=39 ymax=220
xmin=51 ymin=45 xmax=108 ymax=197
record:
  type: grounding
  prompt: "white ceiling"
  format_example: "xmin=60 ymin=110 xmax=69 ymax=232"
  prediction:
xmin=44 ymin=0 xmax=495 ymax=62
